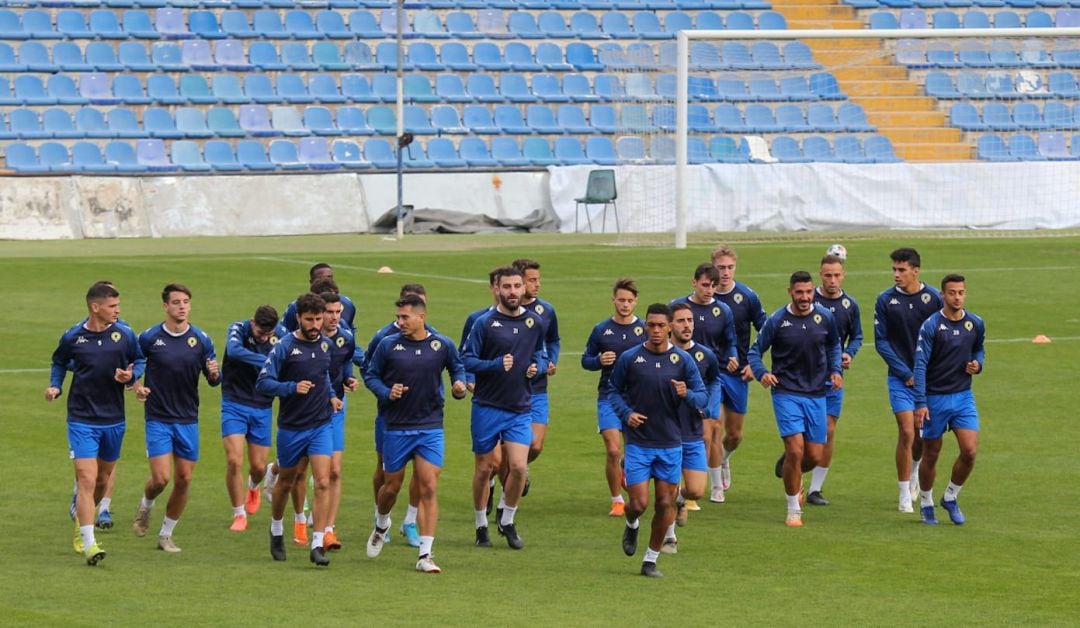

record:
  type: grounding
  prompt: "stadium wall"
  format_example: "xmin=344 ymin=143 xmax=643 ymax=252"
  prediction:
xmin=3 ymin=163 xmax=1078 ymax=239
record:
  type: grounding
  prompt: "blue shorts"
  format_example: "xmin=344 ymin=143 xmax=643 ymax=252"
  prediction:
xmin=681 ymin=439 xmax=708 ymax=472
xmin=220 ymin=399 xmax=272 ymax=447
xmin=597 ymin=397 xmax=622 ymax=432
xmin=530 ymin=392 xmax=549 ymax=426
xmin=826 ymin=386 xmax=844 ymax=419
xmin=772 ymin=393 xmax=827 ymax=444
xmin=720 ymin=372 xmax=749 ymax=414
xmin=383 ymin=429 xmax=444 ymax=473
xmin=331 ymin=396 xmax=346 ymax=452
xmin=146 ymin=420 xmax=199 ymax=461
xmin=276 ymin=422 xmax=334 ymax=469
xmin=888 ymin=375 xmax=917 ymax=413
xmin=374 ymin=415 xmax=385 ymax=454
xmin=470 ymin=404 xmax=532 ymax=454
xmin=68 ymin=420 xmax=125 ymax=462
xmin=921 ymin=390 xmax=979 ymax=440
xmin=624 ymin=443 xmax=682 ymax=486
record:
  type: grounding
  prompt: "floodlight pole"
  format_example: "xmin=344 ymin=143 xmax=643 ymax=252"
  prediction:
xmin=395 ymin=0 xmax=405 ymax=240
xmin=675 ymin=31 xmax=688 ymax=250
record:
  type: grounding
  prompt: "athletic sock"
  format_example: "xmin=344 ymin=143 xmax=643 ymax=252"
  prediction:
xmin=808 ymin=466 xmax=829 ymax=493
xmin=324 ymin=526 xmax=333 ymax=534
xmin=375 ymin=512 xmax=391 ymax=530
xmin=920 ymin=490 xmax=934 ymax=508
xmin=911 ymin=459 xmax=922 ymax=482
xmin=294 ymin=512 xmax=306 ymax=524
xmin=247 ymin=476 xmax=258 ymax=490
xmin=159 ymin=516 xmax=178 ymax=537
xmin=311 ymin=531 xmax=324 ymax=550
xmin=643 ymin=548 xmax=659 ymax=563
xmin=500 ymin=505 xmax=517 ymax=527
xmin=404 ymin=505 xmax=419 ymax=526
xmin=722 ymin=448 xmax=734 ymax=463
xmin=488 ymin=477 xmax=496 ymax=488
xmin=474 ymin=510 xmax=487 ymax=528
xmin=418 ymin=535 xmax=434 ymax=557
xmin=786 ymin=493 xmax=801 ymax=514
xmin=708 ymin=466 xmax=723 ymax=489
xmin=97 ymin=497 xmax=111 ymax=513
xmin=898 ymin=481 xmax=911 ymax=500
xmin=80 ymin=524 xmax=95 ymax=549
xmin=232 ymin=506 xmax=245 ymax=517
xmin=497 ymin=492 xmax=507 ymax=510
xmin=943 ymin=482 xmax=963 ymax=502
xmin=626 ymin=517 xmax=640 ymax=530
xmin=140 ymin=496 xmax=155 ymax=510
xmin=611 ymin=495 xmax=625 ymax=504
xmin=270 ymin=519 xmax=284 ymax=536
xmin=665 ymin=523 xmax=676 ymax=539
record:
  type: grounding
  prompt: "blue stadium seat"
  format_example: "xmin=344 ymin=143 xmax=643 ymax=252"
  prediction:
xmin=985 ymin=71 xmax=1015 ymax=97
xmin=38 ymin=142 xmax=73 ymax=172
xmin=707 ymin=136 xmax=747 ymax=163
xmin=838 ymin=103 xmax=874 ymax=131
xmin=565 ymin=43 xmax=603 ymax=72
xmin=1026 ymin=10 xmax=1054 ymax=27
xmin=24 ymin=10 xmax=60 ymax=39
xmin=430 ymin=104 xmax=467 ymax=134
xmin=1014 ymin=102 xmax=1049 ymax=130
xmin=306 ymin=74 xmax=342 ymax=103
xmin=403 ymin=105 xmax=436 ymax=134
xmin=454 ymin=137 xmax=493 ymax=167
xmin=239 ymin=104 xmax=278 ymax=136
xmin=445 ymin=11 xmax=482 ymax=37
xmin=367 ymin=105 xmax=397 ymax=134
xmin=316 ymin=10 xmax=351 ymax=38
xmin=428 ymin=73 xmax=467 ymax=104
xmin=537 ymin=11 xmax=569 ymax=37
xmin=522 ymin=137 xmax=558 ymax=166
xmin=869 ymin=11 xmax=899 ymax=28
xmin=379 ymin=8 xmax=413 ymax=37
xmin=53 ymin=41 xmax=90 ymax=72
xmin=552 ymin=137 xmax=589 ymax=165
xmin=278 ymin=74 xmax=314 ymax=104
xmin=20 ymin=42 xmax=56 ymax=72
xmin=299 ymin=105 xmax=337 ymax=136
xmin=810 ymin=72 xmax=844 ymax=100
xmin=714 ymin=104 xmax=745 ymax=131
xmin=665 ymin=11 xmax=693 ymax=33
xmin=715 ymin=78 xmax=748 ymax=101
xmin=108 ymin=108 xmax=142 ymax=137
xmin=203 ymin=140 xmax=242 ymax=171
xmin=531 ymin=73 xmax=568 ymax=102
xmin=299 ymin=137 xmax=340 ymax=170
xmin=336 ymin=106 xmax=374 ymax=134
xmin=151 ymin=41 xmax=186 ymax=70
xmin=694 ymin=11 xmax=724 ymax=30
xmin=835 ymin=136 xmax=872 ymax=164
xmin=15 ymin=75 xmax=51 ymax=105
xmin=748 ymin=77 xmax=781 ymax=100
xmin=963 ymin=10 xmax=991 ymax=28
xmin=559 ymin=73 xmax=595 ymax=102
xmin=864 ymin=135 xmax=901 ymax=163
xmin=205 ymin=106 xmax=243 ymax=137
xmin=507 ymin=11 xmax=542 ymax=38
xmin=147 ymin=74 xmax=183 ymax=104
xmin=958 ymin=42 xmax=991 ymax=68
xmin=75 ymin=108 xmax=111 ymax=138
xmin=807 ymin=103 xmax=844 ymax=131
xmin=569 ymin=12 xmax=605 ymax=38
xmin=462 ymin=105 xmax=499 ymax=133
xmin=745 ymin=104 xmax=783 ymax=132
xmin=802 ymin=136 xmax=838 ymax=162
xmin=1043 ymin=102 xmax=1076 ymax=130
xmin=505 ymin=41 xmax=541 ymax=71
xmin=753 ymin=42 xmax=787 ymax=70
xmin=4 ymin=143 xmax=46 ymax=173
xmin=282 ymin=42 xmax=318 ymax=70
xmin=976 ymin=134 xmax=1012 ymax=160
xmin=285 ymin=10 xmax=321 ymax=38
xmin=331 ymin=139 xmax=370 ymax=169
xmin=221 ymin=10 xmax=255 ymax=37
xmin=498 ymin=73 xmax=535 ymax=102
xmin=375 ymin=41 xmax=409 ymax=70
xmin=207 ymin=74 xmax=244 ymax=104
xmin=253 ymin=10 xmax=287 ymax=38
xmin=212 ymin=39 xmax=256 ymax=72
xmin=122 ymin=10 xmax=159 ymax=39
xmin=981 ymin=102 xmax=1016 ymax=130
xmin=425 ymin=137 xmax=466 ymax=168
xmin=347 ymin=10 xmax=386 ymax=38
xmin=309 ymin=42 xmax=346 ymax=70
xmin=771 ymin=136 xmax=808 ymax=163
xmin=987 ymin=41 xmax=1021 ymax=67
xmin=11 ymin=109 xmax=47 ymax=139
xmin=413 ymin=10 xmax=449 ymax=38
xmin=624 ymin=73 xmax=657 ymax=100
xmin=526 ymin=104 xmax=562 ymax=133
xmin=182 ymin=40 xmax=216 ymax=70
xmin=1009 ymin=134 xmax=1045 ymax=160
xmin=633 ymin=11 xmax=669 ymax=38
xmin=364 ymin=138 xmax=397 ymax=168
xmin=155 ymin=8 xmax=191 ymax=38
xmin=76 ymin=73 xmax=115 ymax=105
xmin=0 ymin=43 xmax=22 ymax=72
xmin=189 ymin=10 xmax=224 ymax=39
xmin=726 ymin=11 xmax=755 ymax=30
xmin=235 ymin=140 xmax=276 ymax=171
xmin=0 ymin=10 xmax=25 ymax=40
xmin=1037 ymin=132 xmax=1071 ymax=160
xmin=557 ymin=104 xmax=594 ymax=133
xmin=370 ymin=73 xmax=397 ymax=102
xmin=342 ymin=73 xmax=377 ymax=102
xmin=473 ymin=42 xmax=510 ymax=71
xmin=589 ymin=104 xmax=619 ymax=133
xmin=342 ymin=43 xmax=372 ymax=70
xmin=69 ymin=142 xmax=112 ymax=173
xmin=44 ymin=108 xmax=82 ymax=139
xmin=494 ymin=104 xmax=531 ymax=133
xmin=925 ymin=71 xmax=959 ymax=97
xmin=171 ymin=140 xmax=210 ymax=171
xmin=439 ymin=42 xmax=476 ymax=71
xmin=84 ymin=42 xmax=124 ymax=72
xmin=601 ymin=11 xmax=636 ymax=37
xmin=586 ymin=136 xmax=617 ymax=165
xmin=267 ymin=139 xmax=306 ymax=170
xmin=689 ymin=42 xmax=723 ymax=71
xmin=620 ymin=104 xmax=657 ymax=131
xmin=615 ymin=136 xmax=649 ymax=162
xmin=779 ymin=76 xmax=814 ymax=100
xmin=99 ymin=140 xmax=145 ymax=173
xmin=410 ymin=42 xmax=444 ymax=71
xmin=272 ymin=106 xmax=308 ymax=136
xmin=490 ymin=137 xmax=528 ymax=166
xmin=144 ymin=107 xmax=181 ymax=138
xmin=248 ymin=41 xmax=284 ymax=70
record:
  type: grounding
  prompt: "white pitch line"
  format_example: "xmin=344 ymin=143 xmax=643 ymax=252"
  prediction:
xmin=252 ymin=256 xmax=487 ymax=285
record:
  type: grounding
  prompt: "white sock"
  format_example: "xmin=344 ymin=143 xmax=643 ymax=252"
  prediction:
xmin=911 ymin=459 xmax=922 ymax=481
xmin=626 ymin=517 xmax=640 ymax=530
xmin=404 ymin=505 xmax=419 ymax=525
xmin=140 ymin=496 xmax=154 ymax=510
xmin=943 ymin=482 xmax=963 ymax=502
xmin=809 ymin=466 xmax=829 ymax=493
xmin=665 ymin=522 xmax=676 ymax=539
xmin=497 ymin=492 xmax=507 ymax=510
xmin=708 ymin=467 xmax=723 ymax=489
xmin=294 ymin=512 xmax=307 ymax=524
xmin=488 ymin=477 xmax=496 ymax=488
xmin=643 ymin=548 xmax=659 ymax=563
xmin=80 ymin=524 xmax=95 ymax=549
xmin=270 ymin=519 xmax=284 ymax=536
xmin=312 ymin=531 xmax=324 ymax=549
xmin=920 ymin=490 xmax=934 ymax=507
xmin=376 ymin=512 xmax=391 ymax=530
xmin=232 ymin=506 xmax=245 ymax=517
xmin=474 ymin=510 xmax=487 ymax=528
xmin=500 ymin=505 xmax=517 ymax=527
xmin=247 ymin=476 xmax=258 ymax=490
xmin=786 ymin=493 xmax=801 ymax=514
xmin=898 ymin=481 xmax=911 ymax=500
xmin=419 ymin=535 xmax=434 ymax=557
xmin=159 ymin=516 xmax=178 ymax=537
xmin=98 ymin=497 xmax=111 ymax=513
xmin=611 ymin=495 xmax=624 ymax=504
xmin=722 ymin=448 xmax=733 ymax=464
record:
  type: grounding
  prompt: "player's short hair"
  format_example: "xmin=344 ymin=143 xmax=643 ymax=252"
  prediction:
xmin=645 ymin=303 xmax=673 ymax=321
xmin=512 ymin=258 xmax=540 ymax=272
xmin=694 ymin=263 xmax=720 ymax=284
xmin=494 ymin=266 xmax=523 ymax=284
xmin=711 ymin=245 xmax=737 ymax=263
xmin=890 ymin=247 xmax=921 ymax=268
xmin=253 ymin=305 xmax=278 ymax=330
xmin=295 ymin=293 xmax=326 ymax=315
xmin=940 ymin=273 xmax=965 ymax=290
xmin=399 ymin=283 xmax=426 ymax=298
xmin=789 ymin=271 xmax=813 ymax=287
xmin=670 ymin=302 xmax=692 ymax=316
xmin=396 ymin=293 xmax=427 ymax=311
xmin=613 ymin=277 xmax=638 ymax=296
xmin=162 ymin=283 xmax=191 ymax=302
xmin=93 ymin=279 xmax=115 ymax=287
xmin=319 ymin=291 xmax=341 ymax=305
xmin=309 ymin=263 xmax=332 ymax=280
xmin=310 ymin=277 xmax=339 ymax=295
xmin=488 ymin=267 xmax=502 ymax=286
xmin=821 ymin=254 xmax=845 ymax=266
xmin=86 ymin=282 xmax=119 ymax=303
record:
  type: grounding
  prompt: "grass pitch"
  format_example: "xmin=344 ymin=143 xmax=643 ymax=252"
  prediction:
xmin=2 ymin=233 xmax=1078 ymax=626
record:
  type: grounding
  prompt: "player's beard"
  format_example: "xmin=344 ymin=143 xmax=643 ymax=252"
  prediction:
xmin=499 ymin=293 xmax=520 ymax=311
xmin=303 ymin=326 xmax=320 ymax=341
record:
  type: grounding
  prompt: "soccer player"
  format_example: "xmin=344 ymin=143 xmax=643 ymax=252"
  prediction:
xmin=459 ymin=269 xmax=500 ymax=516
xmin=874 ymin=247 xmax=943 ymax=513
xmin=461 ymin=266 xmax=546 ymax=550
xmin=511 ymin=259 xmax=560 ymax=496
xmin=581 ymin=278 xmax=644 ymax=516
xmin=748 ymin=272 xmax=842 ymax=527
xmin=363 ymin=294 xmax=467 ymax=572
xmin=132 ymin=284 xmax=220 ymax=553
xmin=711 ymin=245 xmax=767 ymax=496
xmin=47 ymin=282 xmax=144 ymax=565
xmin=282 ymin=263 xmax=358 ymax=332
xmin=807 ymin=254 xmax=863 ymax=506
xmin=256 ymin=293 xmax=340 ymax=567
xmin=670 ymin=262 xmax=739 ymax=503
xmin=665 ymin=302 xmax=722 ymax=552
xmin=914 ymin=275 xmax=985 ymax=526
xmin=221 ymin=305 xmax=279 ymax=532
xmin=609 ymin=303 xmax=707 ymax=578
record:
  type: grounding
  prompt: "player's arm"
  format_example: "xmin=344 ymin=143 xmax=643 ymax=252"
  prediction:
xmin=201 ymin=332 xmax=221 ymax=386
xmin=606 ymin=353 xmax=636 ymax=424
xmin=581 ymin=326 xmax=604 ymax=371
xmin=749 ymin=291 xmax=767 ymax=331
xmin=873 ymin=294 xmax=912 ymax=380
xmin=681 ymin=357 xmax=709 ymax=412
xmin=46 ymin=331 xmax=73 ymax=399
xmin=529 ymin=319 xmax=548 ymax=377
xmin=845 ymin=301 xmax=864 ymax=360
xmin=361 ymin=338 xmax=394 ymax=402
xmin=255 ymin=343 xmax=297 ymax=397
xmin=225 ymin=323 xmax=269 ymax=368
xmin=341 ymin=339 xmax=358 ymax=391
xmin=705 ymin=354 xmax=724 ymax=411
xmin=351 ymin=342 xmax=366 ymax=369
xmin=721 ymin=302 xmax=739 ymax=367
xmin=747 ymin=317 xmax=775 ymax=382
xmin=970 ymin=317 xmax=986 ymax=374
xmin=460 ymin=319 xmax=503 ymax=373
xmin=913 ymin=318 xmax=935 ymax=410
xmin=282 ymin=302 xmax=298 ymax=332
xmin=546 ymin=307 xmax=561 ymax=371
xmin=823 ymin=309 xmax=844 ymax=388
xmin=442 ymin=336 xmax=468 ymax=399
xmin=362 ymin=328 xmax=386 ymax=370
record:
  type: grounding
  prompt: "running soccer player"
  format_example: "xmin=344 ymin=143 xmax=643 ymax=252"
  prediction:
xmin=609 ymin=303 xmax=707 ymax=578
xmin=807 ymin=254 xmax=863 ymax=506
xmin=256 ymin=293 xmax=340 ymax=567
xmin=221 ymin=305 xmax=279 ymax=532
xmin=670 ymin=262 xmax=739 ymax=503
xmin=665 ymin=302 xmax=722 ymax=552
xmin=711 ymin=245 xmax=767 ymax=496
xmin=47 ymin=282 xmax=144 ymax=565
xmin=914 ymin=275 xmax=985 ymax=526
xmin=282 ymin=263 xmax=358 ymax=332
xmin=874 ymin=248 xmax=942 ymax=513
xmin=581 ymin=278 xmax=644 ymax=516
xmin=363 ymin=294 xmax=467 ymax=572
xmin=459 ymin=269 xmax=500 ymax=516
xmin=511 ymin=259 xmax=560 ymax=496
xmin=132 ymin=284 xmax=220 ymax=554
xmin=461 ymin=266 xmax=546 ymax=550
xmin=748 ymin=272 xmax=842 ymax=528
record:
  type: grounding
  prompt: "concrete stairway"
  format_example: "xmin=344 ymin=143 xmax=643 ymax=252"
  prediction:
xmin=769 ymin=0 xmax=973 ymax=160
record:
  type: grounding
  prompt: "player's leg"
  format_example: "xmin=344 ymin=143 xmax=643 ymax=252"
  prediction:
xmin=641 ymin=448 xmax=680 ymax=577
xmin=242 ymin=404 xmax=272 ymax=517
xmin=95 ymin=466 xmax=116 ymax=529
xmin=527 ymin=392 xmax=548 ymax=464
xmin=400 ymin=469 xmax=421 ymax=547
xmin=291 ymin=457 xmax=310 ymax=545
xmin=601 ymin=428 xmax=624 ymax=515
xmin=890 ymin=376 xmax=921 ymax=508
xmin=307 ymin=453 xmax=332 ymax=565
xmin=222 ymin=433 xmax=248 ymax=528
xmin=413 ymin=452 xmax=442 ymax=573
xmin=621 ymin=447 xmax=651 ymax=560
xmin=497 ymin=438 xmax=529 ymax=549
xmin=718 ymin=374 xmax=749 ymax=492
xmin=323 ymin=450 xmax=343 ymax=549
xmin=808 ymin=414 xmax=838 ymax=506
xmin=528 ymin=422 xmax=546 ymax=464
xmin=158 ymin=455 xmax=195 ymax=553
xmin=939 ymin=393 xmax=979 ymax=524
xmin=470 ymin=403 xmax=500 ymax=546
xmin=703 ymin=417 xmax=725 ymax=503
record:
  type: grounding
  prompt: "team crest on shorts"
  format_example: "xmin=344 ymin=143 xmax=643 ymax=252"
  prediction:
xmin=430 ymin=339 xmax=442 ymax=352
xmin=320 ymin=341 xmax=329 ymax=352
xmin=335 ymin=336 xmax=345 ymax=347
xmin=669 ymin=353 xmax=680 ymax=364
xmin=813 ymin=314 xmax=822 ymax=325
xmin=634 ymin=326 xmax=643 ymax=336
xmin=964 ymin=321 xmax=973 ymax=331
xmin=525 ymin=318 xmax=534 ymax=328
xmin=921 ymin=293 xmax=932 ymax=304
xmin=111 ymin=331 xmax=122 ymax=342
xmin=694 ymin=350 xmax=704 ymax=362
xmin=734 ymin=293 xmax=743 ymax=304
xmin=712 ymin=306 xmax=721 ymax=318
xmin=187 ymin=336 xmax=198 ymax=348
xmin=535 ymin=304 xmax=545 ymax=315
xmin=842 ymin=298 xmax=851 ymax=309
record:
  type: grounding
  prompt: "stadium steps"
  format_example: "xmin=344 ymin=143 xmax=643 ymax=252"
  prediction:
xmin=767 ymin=0 xmax=862 ymax=29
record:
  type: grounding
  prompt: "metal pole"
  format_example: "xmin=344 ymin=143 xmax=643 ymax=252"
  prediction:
xmin=395 ymin=0 xmax=405 ymax=240
xmin=675 ymin=31 xmax=688 ymax=250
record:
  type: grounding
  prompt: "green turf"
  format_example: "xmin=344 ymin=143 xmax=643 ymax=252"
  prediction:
xmin=3 ymin=233 xmax=1078 ymax=625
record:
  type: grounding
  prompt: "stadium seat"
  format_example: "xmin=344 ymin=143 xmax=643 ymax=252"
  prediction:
xmin=497 ymin=73 xmax=534 ymax=103
xmin=779 ymin=76 xmax=814 ymax=100
xmin=4 ymin=142 xmax=45 ymax=173
xmin=802 ymin=136 xmax=838 ymax=162
xmin=151 ymin=41 xmax=186 ymax=70
xmin=404 ymin=74 xmax=439 ymax=103
xmin=24 ymin=10 xmax=59 ymax=39
xmin=367 ymin=105 xmax=397 ymax=134
xmin=85 ymin=42 xmax=125 ymax=72
xmin=316 ymin=10 xmax=351 ymax=38
xmin=74 ymin=108 xmax=110 ymax=138
xmin=523 ymin=137 xmax=559 ymax=166
xmin=73 ymin=74 xmax=113 ymax=105
xmin=253 ymin=10 xmax=287 ymax=38
xmin=282 ymin=42 xmax=318 ymax=70
xmin=1009 ymin=134 xmax=1045 ymax=160
xmin=305 ymin=74 xmax=342 ymax=103
xmin=976 ymin=134 xmax=1012 ymax=160
xmin=963 ymin=11 xmax=991 ymax=28
xmin=863 ymin=135 xmax=901 ymax=163
xmin=985 ymin=71 xmax=1015 ymax=97
xmin=869 ymin=12 xmax=900 ymax=28
xmin=122 ymin=140 xmax=163 ymax=172
xmin=744 ymin=104 xmax=783 ymax=132
xmin=236 ymin=140 xmax=276 ymax=171
xmin=147 ymin=74 xmax=183 ymax=105
xmin=379 ymin=8 xmax=413 ymax=38
xmin=190 ymin=10 xmax=224 ymax=39
xmin=711 ymin=104 xmax=742 ymax=131
xmin=1043 ymin=102 xmax=1076 ymax=130
xmin=272 ymin=106 xmax=308 ymax=136
xmin=11 ymin=109 xmax=47 ymax=139
xmin=341 ymin=74 xmax=377 ymax=102
xmin=1027 ymin=10 xmax=1054 ymax=28
xmin=446 ymin=11 xmax=482 ymax=38
xmin=440 ymin=42 xmax=477 ymax=71
xmin=331 ymin=139 xmax=370 ymax=169
xmin=462 ymin=105 xmax=500 ymax=133
xmin=435 ymin=73 xmax=471 ymax=103
xmin=269 ymin=140 xmax=308 ymax=170
xmin=585 ymin=136 xmax=617 ymax=165
xmin=748 ymin=77 xmax=782 ymax=100
xmin=771 ymin=136 xmax=808 ymax=163
xmin=694 ymin=11 xmax=724 ymax=30
xmin=539 ymin=11 xmax=571 ymax=37
xmin=204 ymin=140 xmax=243 ymax=171
xmin=557 ymin=104 xmax=594 ymax=133
xmin=835 ymin=136 xmax=873 ymax=164
xmin=143 ymin=107 xmax=180 ymax=139
xmin=474 ymin=42 xmax=510 ymax=71
xmin=0 ymin=43 xmax=22 ymax=72
xmin=426 ymin=137 xmax=467 ymax=168
xmin=207 ymin=106 xmax=244 ymax=137
xmin=182 ymin=40 xmax=217 ymax=70
xmin=248 ymin=42 xmax=284 ymax=70
xmin=558 ymin=73 xmax=595 ymax=103
xmin=209 ymin=74 xmax=246 ymax=104
xmin=569 ymin=12 xmax=605 ymax=38
xmin=633 ymin=11 xmax=669 ymax=39
xmin=527 ymin=104 xmax=562 ymax=133
xmin=336 ymin=106 xmax=374 ymax=135
xmin=156 ymin=8 xmax=191 ymax=38
xmin=727 ymin=11 xmax=755 ymax=30
xmin=806 ymin=103 xmax=844 ymax=131
xmin=550 ymin=136 xmax=587 ymax=165
xmin=988 ymin=41 xmax=1022 ymax=68
xmin=1037 ymin=132 xmax=1072 ymax=159
xmin=508 ymin=11 xmax=543 ymax=38
xmin=221 ymin=10 xmax=256 ymax=38
xmin=706 ymin=136 xmax=747 ymax=163
xmin=239 ymin=105 xmax=278 ymax=136
xmin=455 ymin=137 xmax=494 ymax=167
xmin=13 ymin=75 xmax=50 ymax=105
xmin=364 ymin=137 xmax=398 ymax=168
xmin=52 ymin=42 xmax=89 ymax=72
xmin=284 ymin=10 xmax=321 ymax=39
xmin=665 ymin=10 xmax=693 ymax=33
xmin=615 ymin=136 xmax=649 ymax=163
xmin=494 ymin=105 xmax=531 ymax=133
xmin=601 ymin=11 xmax=636 ymax=38
xmin=107 ymin=108 xmax=141 ymax=138
xmin=490 ymin=137 xmax=528 ymax=166
xmin=278 ymin=74 xmax=314 ymax=104
xmin=565 ymin=43 xmax=603 ymax=72
xmin=172 ymin=140 xmax=211 ymax=171
xmin=370 ymin=74 xmax=396 ymax=102
xmin=402 ymin=105 xmax=435 ymax=134
xmin=299 ymin=137 xmax=340 ymax=170
xmin=173 ymin=107 xmax=211 ymax=138
xmin=529 ymin=73 xmax=566 ymax=102
xmin=1014 ymin=102 xmax=1049 ymax=130
xmin=349 ymin=10 xmax=387 ymax=38
xmin=37 ymin=142 xmax=72 ymax=172
xmin=432 ymin=104 xmax=468 ymax=133
xmin=20 ymin=42 xmax=57 ymax=72
xmin=504 ymin=42 xmax=541 ymax=71
xmin=981 ymin=102 xmax=1016 ymax=130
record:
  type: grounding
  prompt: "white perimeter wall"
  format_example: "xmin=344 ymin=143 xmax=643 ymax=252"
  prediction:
xmin=2 ymin=163 xmax=1078 ymax=239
